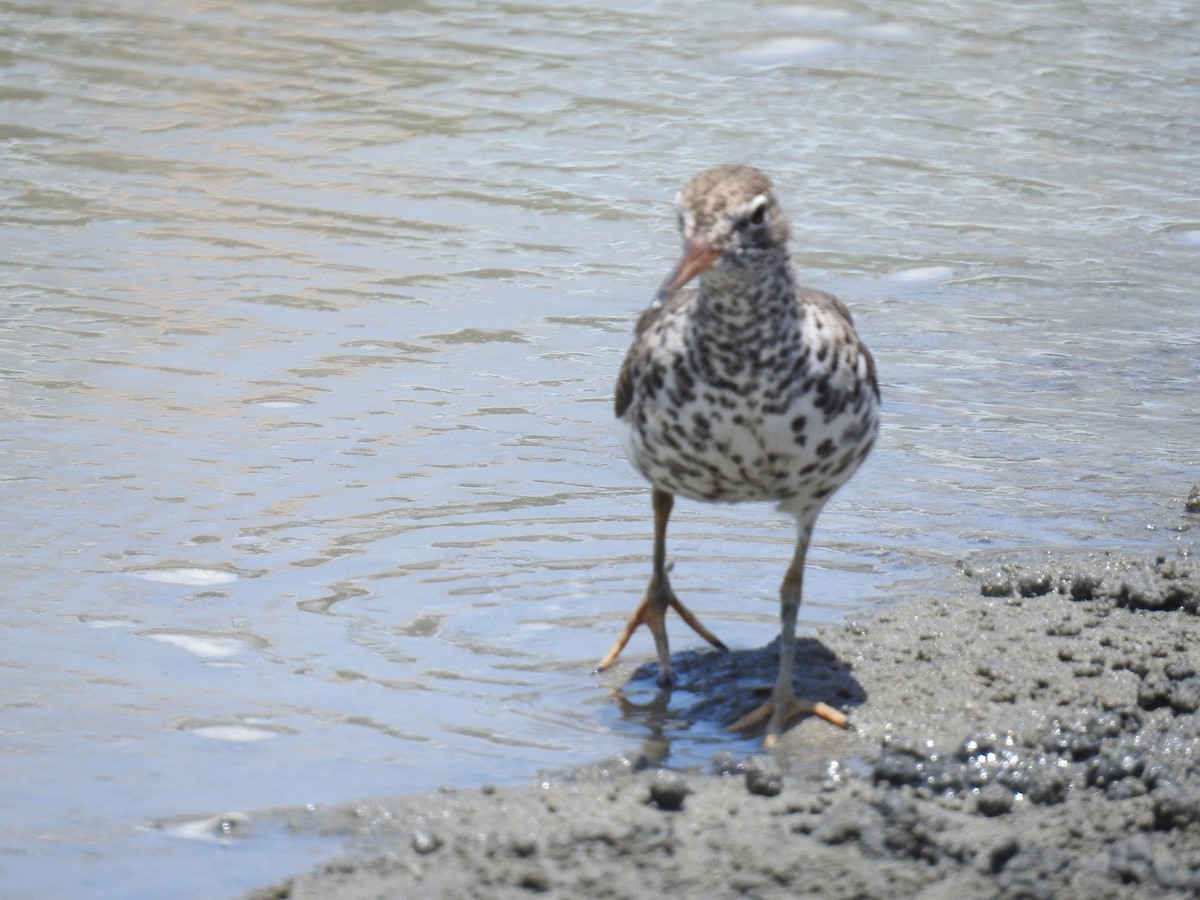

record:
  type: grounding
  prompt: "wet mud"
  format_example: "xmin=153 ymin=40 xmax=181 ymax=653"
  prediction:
xmin=247 ymin=542 xmax=1200 ymax=899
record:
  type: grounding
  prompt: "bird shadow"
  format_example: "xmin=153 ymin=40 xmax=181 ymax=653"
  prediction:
xmin=609 ymin=636 xmax=867 ymax=747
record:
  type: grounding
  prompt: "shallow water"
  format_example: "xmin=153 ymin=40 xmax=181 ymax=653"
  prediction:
xmin=1 ymin=0 xmax=1197 ymax=896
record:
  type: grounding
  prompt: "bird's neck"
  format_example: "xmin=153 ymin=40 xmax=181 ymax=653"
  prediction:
xmin=693 ymin=251 xmax=797 ymax=327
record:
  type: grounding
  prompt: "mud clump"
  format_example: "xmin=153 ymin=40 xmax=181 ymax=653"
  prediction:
xmin=646 ymin=770 xmax=690 ymax=811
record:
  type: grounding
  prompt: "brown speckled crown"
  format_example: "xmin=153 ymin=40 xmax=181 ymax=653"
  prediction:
xmin=679 ymin=164 xmax=774 ymax=229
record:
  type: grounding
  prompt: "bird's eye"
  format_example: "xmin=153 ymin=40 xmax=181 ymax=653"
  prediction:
xmin=749 ymin=203 xmax=767 ymax=226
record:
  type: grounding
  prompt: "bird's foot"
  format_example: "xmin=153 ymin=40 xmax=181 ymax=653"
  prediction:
xmin=595 ymin=588 xmax=727 ymax=685
xmin=666 ymin=592 xmax=728 ymax=654
xmin=726 ymin=692 xmax=848 ymax=748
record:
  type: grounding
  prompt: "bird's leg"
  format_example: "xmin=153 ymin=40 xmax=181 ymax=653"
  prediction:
xmin=596 ymin=488 xmax=727 ymax=685
xmin=726 ymin=522 xmax=848 ymax=747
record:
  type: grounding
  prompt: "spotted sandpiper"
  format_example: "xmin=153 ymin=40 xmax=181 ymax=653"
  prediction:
xmin=597 ymin=164 xmax=880 ymax=747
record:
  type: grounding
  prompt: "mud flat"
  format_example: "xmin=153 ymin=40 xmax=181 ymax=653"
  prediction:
xmin=247 ymin=542 xmax=1200 ymax=899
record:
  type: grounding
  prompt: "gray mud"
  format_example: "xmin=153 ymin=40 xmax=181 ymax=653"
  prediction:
xmin=247 ymin=545 xmax=1200 ymax=899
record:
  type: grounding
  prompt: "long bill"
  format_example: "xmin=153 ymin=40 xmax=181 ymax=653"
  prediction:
xmin=652 ymin=239 xmax=720 ymax=305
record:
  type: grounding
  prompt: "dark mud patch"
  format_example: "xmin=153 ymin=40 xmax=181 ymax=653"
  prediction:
xmin=247 ymin=548 xmax=1200 ymax=899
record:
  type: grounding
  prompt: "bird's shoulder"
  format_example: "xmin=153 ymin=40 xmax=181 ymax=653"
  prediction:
xmin=796 ymin=285 xmax=880 ymax=399
xmin=632 ymin=287 xmax=695 ymax=339
xmin=796 ymin=284 xmax=856 ymax=327
xmin=614 ymin=288 xmax=696 ymax=419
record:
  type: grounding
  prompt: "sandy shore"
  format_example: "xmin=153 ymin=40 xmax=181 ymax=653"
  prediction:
xmin=246 ymin=536 xmax=1200 ymax=899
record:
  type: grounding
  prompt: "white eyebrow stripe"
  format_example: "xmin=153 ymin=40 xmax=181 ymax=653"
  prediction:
xmin=730 ymin=193 xmax=770 ymax=217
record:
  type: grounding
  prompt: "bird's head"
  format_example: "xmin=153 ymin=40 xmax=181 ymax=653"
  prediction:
xmin=655 ymin=164 xmax=792 ymax=303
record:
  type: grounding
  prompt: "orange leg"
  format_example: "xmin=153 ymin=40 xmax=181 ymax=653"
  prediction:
xmin=596 ymin=488 xmax=726 ymax=685
xmin=725 ymin=521 xmax=849 ymax=746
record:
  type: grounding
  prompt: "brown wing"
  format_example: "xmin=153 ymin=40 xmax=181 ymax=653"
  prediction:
xmin=798 ymin=286 xmax=880 ymax=401
xmin=614 ymin=346 xmax=637 ymax=419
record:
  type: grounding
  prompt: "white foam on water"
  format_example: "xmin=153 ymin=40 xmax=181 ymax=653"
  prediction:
xmin=886 ymin=265 xmax=956 ymax=283
xmin=131 ymin=568 xmax=239 ymax=586
xmin=188 ymin=725 xmax=281 ymax=743
xmin=145 ymin=632 xmax=246 ymax=659
xmin=162 ymin=812 xmax=251 ymax=842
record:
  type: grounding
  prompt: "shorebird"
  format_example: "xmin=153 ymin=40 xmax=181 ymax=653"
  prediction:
xmin=597 ymin=164 xmax=880 ymax=747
